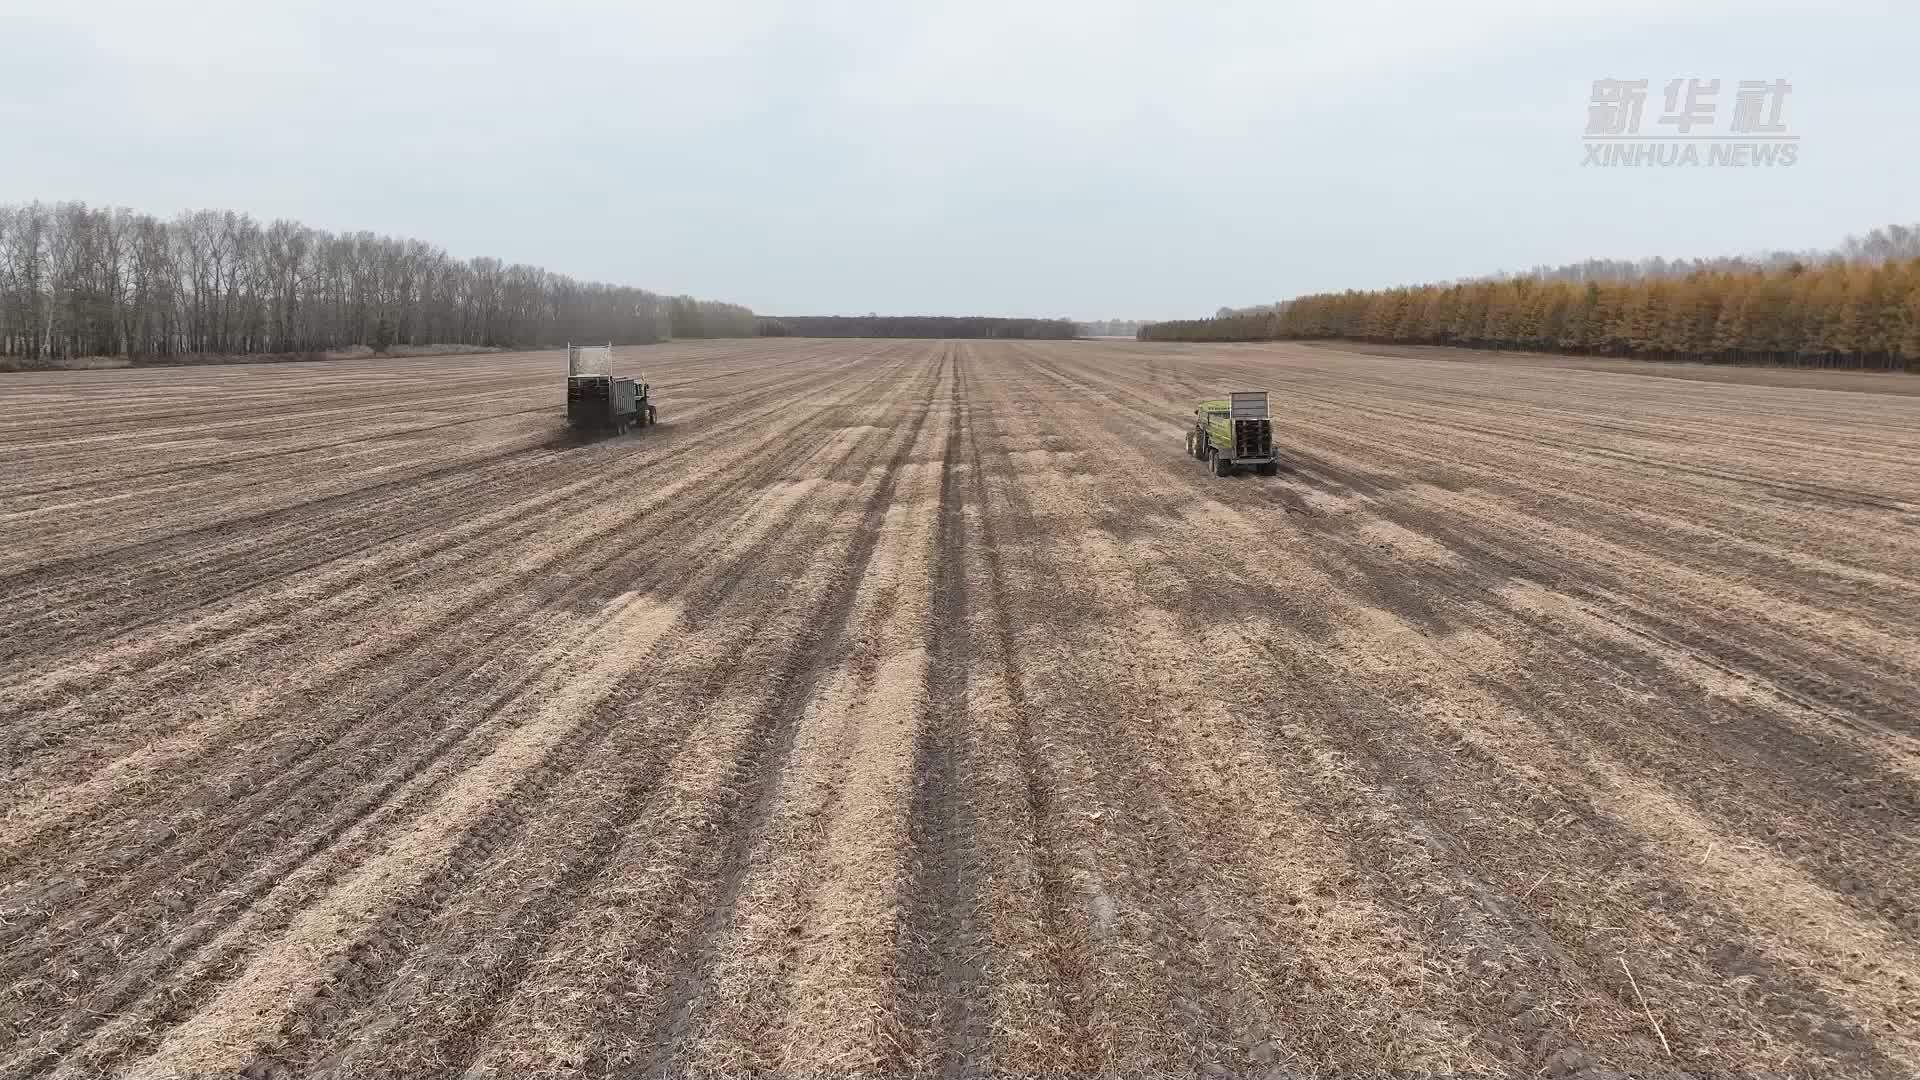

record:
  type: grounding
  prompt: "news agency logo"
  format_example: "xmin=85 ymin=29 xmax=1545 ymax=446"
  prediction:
xmin=1583 ymin=79 xmax=1797 ymax=167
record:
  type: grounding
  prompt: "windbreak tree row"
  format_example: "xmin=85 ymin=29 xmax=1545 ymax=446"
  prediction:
xmin=0 ymin=201 xmax=756 ymax=361
xmin=1141 ymin=259 xmax=1920 ymax=370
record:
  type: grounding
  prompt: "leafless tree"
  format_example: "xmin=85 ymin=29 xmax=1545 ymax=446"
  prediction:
xmin=0 ymin=201 xmax=755 ymax=363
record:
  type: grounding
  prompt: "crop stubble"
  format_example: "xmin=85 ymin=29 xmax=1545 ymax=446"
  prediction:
xmin=1 ymin=339 xmax=1916 ymax=1078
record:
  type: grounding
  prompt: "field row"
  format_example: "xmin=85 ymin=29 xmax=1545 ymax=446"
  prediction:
xmin=1 ymin=340 xmax=1916 ymax=1077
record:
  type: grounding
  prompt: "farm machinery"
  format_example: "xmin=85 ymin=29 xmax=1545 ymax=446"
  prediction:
xmin=565 ymin=343 xmax=655 ymax=434
xmin=1185 ymin=390 xmax=1278 ymax=476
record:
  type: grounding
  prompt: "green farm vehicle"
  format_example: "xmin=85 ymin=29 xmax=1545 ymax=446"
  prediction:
xmin=1185 ymin=390 xmax=1277 ymax=476
xmin=565 ymin=343 xmax=655 ymax=434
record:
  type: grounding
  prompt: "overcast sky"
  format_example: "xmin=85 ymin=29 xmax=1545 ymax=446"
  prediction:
xmin=3 ymin=0 xmax=1913 ymax=319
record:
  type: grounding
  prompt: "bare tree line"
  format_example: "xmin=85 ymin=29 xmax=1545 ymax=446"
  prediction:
xmin=0 ymin=202 xmax=755 ymax=363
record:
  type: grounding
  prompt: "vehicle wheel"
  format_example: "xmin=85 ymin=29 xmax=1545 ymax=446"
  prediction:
xmin=648 ymin=405 xmax=657 ymax=426
xmin=1213 ymin=453 xmax=1232 ymax=477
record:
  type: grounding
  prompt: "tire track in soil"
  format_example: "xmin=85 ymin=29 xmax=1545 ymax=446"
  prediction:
xmin=31 ymin=380 xmax=921 ymax=1076
xmin=0 ymin=347 xmax=883 ymax=669
xmin=957 ymin=362 xmax=1198 ymax=1066
xmin=348 ymin=352 xmax=940 ymax=1080
xmin=0 ymin=346 xmax=916 ymax=786
xmin=0 ymin=348 xmax=905 ymax=759
xmin=1334 ymin=559 xmax=1920 ymax=1068
xmin=5 ymin=339 xmax=1917 ymax=1080
xmin=228 ymin=482 xmax=885 ymax=1080
xmin=0 ymin=343 xmax=852 ymax=501
xmin=0 ymin=342 xmax=822 ymax=471
xmin=669 ymin=403 xmax=945 ymax=1077
xmin=1029 ymin=342 xmax=1920 ymax=918
xmin=0 ymin=343 xmax=856 ymax=578
xmin=1028 ymin=340 xmax=1920 ymax=1075
xmin=103 ymin=587 xmax=690 ymax=1080
xmin=0 ymin=345 xmax=847 ymax=558
xmin=990 ymin=350 xmax=1736 ymax=1072
xmin=939 ymin=351 xmax=1094 ymax=1075
xmin=1275 ymin=399 xmax=1920 ymax=623
xmin=2 ymin=465 xmax=840 ymax=1079
xmin=0 ymin=436 xmax=554 ymax=667
xmin=0 ymin=347 xmax=912 ymax=888
xmin=220 ymin=348 xmax=949 ymax=1080
xmin=0 ymin=349 xmax=921 ymax=1060
xmin=976 ymin=357 xmax=1479 ymax=1076
xmin=1317 ymin=486 xmax=1920 ymax=920
xmin=1243 ymin=454 xmax=1920 ymax=904
xmin=1293 ymin=643 xmax=1914 ymax=1076
xmin=1282 ymin=418 xmax=1920 ymax=707
xmin=0 ymin=403 xmax=551 ymax=503
xmin=622 ymin=347 xmax=948 ymax=1080
xmin=893 ymin=350 xmax=994 ymax=1077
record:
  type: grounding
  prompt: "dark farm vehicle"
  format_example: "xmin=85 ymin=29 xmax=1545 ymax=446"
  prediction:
xmin=565 ymin=343 xmax=655 ymax=434
xmin=1186 ymin=390 xmax=1277 ymax=476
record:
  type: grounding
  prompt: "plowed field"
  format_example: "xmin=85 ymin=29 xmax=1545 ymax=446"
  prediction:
xmin=3 ymin=339 xmax=1918 ymax=1079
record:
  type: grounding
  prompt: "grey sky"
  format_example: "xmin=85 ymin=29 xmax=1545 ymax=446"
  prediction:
xmin=3 ymin=0 xmax=1912 ymax=320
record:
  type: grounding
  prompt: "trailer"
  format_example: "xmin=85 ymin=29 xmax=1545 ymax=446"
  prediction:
xmin=1185 ymin=390 xmax=1277 ymax=476
xmin=565 ymin=343 xmax=655 ymax=433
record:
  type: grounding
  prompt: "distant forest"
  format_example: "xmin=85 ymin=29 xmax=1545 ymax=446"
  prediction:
xmin=1077 ymin=318 xmax=1150 ymax=337
xmin=757 ymin=315 xmax=1077 ymax=339
xmin=1143 ymin=224 xmax=1920 ymax=370
xmin=0 ymin=201 xmax=755 ymax=364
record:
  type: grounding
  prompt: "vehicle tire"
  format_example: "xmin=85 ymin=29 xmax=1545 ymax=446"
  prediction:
xmin=1213 ymin=452 xmax=1232 ymax=477
xmin=648 ymin=405 xmax=657 ymax=426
